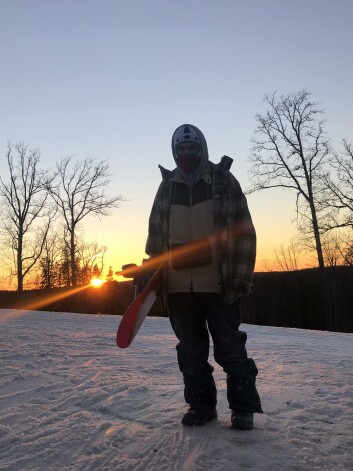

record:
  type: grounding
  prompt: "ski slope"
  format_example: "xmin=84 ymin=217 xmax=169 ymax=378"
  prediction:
xmin=1 ymin=309 xmax=353 ymax=470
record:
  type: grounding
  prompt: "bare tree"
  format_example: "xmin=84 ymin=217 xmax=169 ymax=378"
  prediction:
xmin=38 ymin=233 xmax=108 ymax=288
xmin=321 ymin=139 xmax=353 ymax=231
xmin=0 ymin=143 xmax=53 ymax=291
xmin=76 ymin=240 xmax=107 ymax=285
xmin=248 ymin=90 xmax=330 ymax=268
xmin=343 ymin=238 xmax=353 ymax=266
xmin=321 ymin=232 xmax=353 ymax=267
xmin=38 ymin=230 xmax=65 ymax=289
xmin=321 ymin=233 xmax=345 ymax=268
xmin=274 ymin=240 xmax=302 ymax=271
xmin=47 ymin=155 xmax=124 ymax=286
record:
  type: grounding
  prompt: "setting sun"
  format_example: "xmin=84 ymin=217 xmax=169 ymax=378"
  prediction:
xmin=90 ymin=278 xmax=105 ymax=288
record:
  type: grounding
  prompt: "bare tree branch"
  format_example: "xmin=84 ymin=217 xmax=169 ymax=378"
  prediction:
xmin=46 ymin=155 xmax=125 ymax=286
xmin=320 ymin=140 xmax=353 ymax=231
xmin=0 ymin=142 xmax=53 ymax=291
xmin=248 ymin=90 xmax=331 ymax=268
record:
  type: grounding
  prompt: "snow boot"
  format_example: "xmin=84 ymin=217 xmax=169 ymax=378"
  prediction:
xmin=181 ymin=407 xmax=217 ymax=426
xmin=231 ymin=410 xmax=254 ymax=430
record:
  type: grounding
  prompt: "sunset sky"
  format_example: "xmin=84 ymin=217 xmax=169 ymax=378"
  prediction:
xmin=1 ymin=0 xmax=352 ymax=286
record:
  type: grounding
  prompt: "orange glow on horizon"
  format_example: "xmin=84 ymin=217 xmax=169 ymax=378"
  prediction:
xmin=90 ymin=277 xmax=105 ymax=288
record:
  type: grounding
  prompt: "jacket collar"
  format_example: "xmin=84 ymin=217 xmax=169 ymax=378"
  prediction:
xmin=159 ymin=162 xmax=213 ymax=185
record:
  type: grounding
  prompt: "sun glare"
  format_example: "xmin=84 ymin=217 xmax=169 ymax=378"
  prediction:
xmin=90 ymin=278 xmax=105 ymax=288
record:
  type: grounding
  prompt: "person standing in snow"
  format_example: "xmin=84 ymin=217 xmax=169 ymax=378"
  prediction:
xmin=145 ymin=124 xmax=263 ymax=430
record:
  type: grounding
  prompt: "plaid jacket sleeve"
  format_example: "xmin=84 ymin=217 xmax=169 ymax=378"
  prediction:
xmin=145 ymin=183 xmax=164 ymax=257
xmin=227 ymin=173 xmax=257 ymax=295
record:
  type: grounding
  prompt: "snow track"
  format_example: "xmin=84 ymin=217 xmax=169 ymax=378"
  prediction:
xmin=1 ymin=309 xmax=353 ymax=470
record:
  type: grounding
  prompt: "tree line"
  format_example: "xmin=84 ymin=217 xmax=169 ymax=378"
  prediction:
xmin=0 ymin=145 xmax=124 ymax=291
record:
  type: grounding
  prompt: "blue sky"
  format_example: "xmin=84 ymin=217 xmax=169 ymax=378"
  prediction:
xmin=1 ymin=0 xmax=353 ymax=281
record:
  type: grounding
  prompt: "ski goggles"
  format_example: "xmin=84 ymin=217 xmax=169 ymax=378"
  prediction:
xmin=175 ymin=141 xmax=201 ymax=156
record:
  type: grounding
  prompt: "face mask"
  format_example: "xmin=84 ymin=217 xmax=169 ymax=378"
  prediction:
xmin=176 ymin=154 xmax=201 ymax=173
xmin=175 ymin=141 xmax=201 ymax=174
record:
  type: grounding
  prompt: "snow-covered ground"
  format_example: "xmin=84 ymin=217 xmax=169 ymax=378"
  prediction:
xmin=1 ymin=309 xmax=353 ymax=471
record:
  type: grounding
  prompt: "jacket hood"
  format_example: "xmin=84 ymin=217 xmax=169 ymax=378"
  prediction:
xmin=171 ymin=124 xmax=209 ymax=184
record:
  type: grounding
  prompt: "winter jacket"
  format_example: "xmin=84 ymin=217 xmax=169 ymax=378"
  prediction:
xmin=145 ymin=155 xmax=256 ymax=306
xmin=166 ymin=163 xmax=221 ymax=294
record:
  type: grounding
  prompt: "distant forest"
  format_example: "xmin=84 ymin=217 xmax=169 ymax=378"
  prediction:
xmin=1 ymin=266 xmax=352 ymax=333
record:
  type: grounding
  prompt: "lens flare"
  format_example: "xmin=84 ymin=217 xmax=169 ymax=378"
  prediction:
xmin=90 ymin=277 xmax=105 ymax=288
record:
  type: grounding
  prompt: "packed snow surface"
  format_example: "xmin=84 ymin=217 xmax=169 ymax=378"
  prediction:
xmin=1 ymin=309 xmax=353 ymax=471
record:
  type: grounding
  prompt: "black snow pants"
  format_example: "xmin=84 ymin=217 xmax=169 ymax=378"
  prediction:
xmin=168 ymin=293 xmax=263 ymax=414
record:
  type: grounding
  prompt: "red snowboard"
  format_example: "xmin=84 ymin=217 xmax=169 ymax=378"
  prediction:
xmin=116 ymin=265 xmax=162 ymax=348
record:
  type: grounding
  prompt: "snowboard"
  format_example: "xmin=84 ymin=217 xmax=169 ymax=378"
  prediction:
xmin=116 ymin=263 xmax=163 ymax=348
